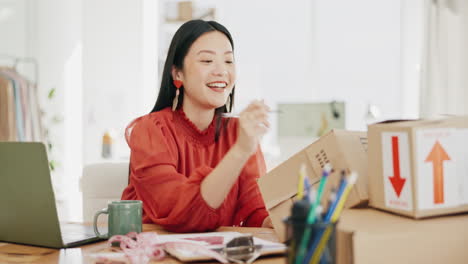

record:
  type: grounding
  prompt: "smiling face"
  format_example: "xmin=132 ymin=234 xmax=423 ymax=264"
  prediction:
xmin=173 ymin=31 xmax=236 ymax=111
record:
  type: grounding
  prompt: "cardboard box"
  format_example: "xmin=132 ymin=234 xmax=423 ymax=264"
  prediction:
xmin=337 ymin=208 xmax=468 ymax=264
xmin=178 ymin=1 xmax=192 ymax=21
xmin=368 ymin=116 xmax=468 ymax=218
xmin=258 ymin=130 xmax=368 ymax=242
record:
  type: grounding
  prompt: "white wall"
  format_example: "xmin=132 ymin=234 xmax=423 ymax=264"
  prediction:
xmin=314 ymin=0 xmax=402 ymax=130
xmin=31 ymin=0 xmax=83 ymax=221
xmin=82 ymin=0 xmax=158 ymax=166
xmin=314 ymin=0 xmax=423 ymax=129
xmin=219 ymin=1 xmax=317 ymax=106
xmin=216 ymin=0 xmax=316 ymax=165
xmin=213 ymin=0 xmax=423 ymax=166
xmin=82 ymin=0 xmax=139 ymax=165
xmin=221 ymin=0 xmax=421 ymax=130
xmin=0 ymin=0 xmax=29 ymax=58
xmin=401 ymin=0 xmax=424 ymax=119
xmin=26 ymin=0 xmax=158 ymax=221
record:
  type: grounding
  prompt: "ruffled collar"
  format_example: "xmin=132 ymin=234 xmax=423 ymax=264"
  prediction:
xmin=173 ymin=109 xmax=217 ymax=145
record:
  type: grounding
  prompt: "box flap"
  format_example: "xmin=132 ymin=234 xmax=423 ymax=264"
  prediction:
xmin=370 ymin=116 xmax=468 ymax=129
xmin=258 ymin=149 xmax=318 ymax=210
xmin=303 ymin=130 xmax=368 ymax=208
xmin=268 ymin=198 xmax=294 ymax=242
xmin=333 ymin=130 xmax=368 ymax=206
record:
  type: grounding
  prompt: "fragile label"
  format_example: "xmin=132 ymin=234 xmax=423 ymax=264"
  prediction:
xmin=415 ymin=128 xmax=468 ymax=209
xmin=382 ymin=132 xmax=413 ymax=211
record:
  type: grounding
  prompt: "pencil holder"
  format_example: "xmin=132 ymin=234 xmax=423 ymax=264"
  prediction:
xmin=284 ymin=217 xmax=337 ymax=264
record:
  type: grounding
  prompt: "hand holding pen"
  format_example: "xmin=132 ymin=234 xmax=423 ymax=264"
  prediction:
xmin=233 ymin=100 xmax=271 ymax=156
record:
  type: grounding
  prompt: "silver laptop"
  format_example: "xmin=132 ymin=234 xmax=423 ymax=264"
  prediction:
xmin=0 ymin=142 xmax=106 ymax=248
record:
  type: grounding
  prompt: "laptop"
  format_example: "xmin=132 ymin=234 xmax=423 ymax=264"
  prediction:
xmin=0 ymin=142 xmax=106 ymax=248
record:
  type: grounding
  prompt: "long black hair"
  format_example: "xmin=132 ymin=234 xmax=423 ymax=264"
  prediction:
xmin=151 ymin=20 xmax=235 ymax=140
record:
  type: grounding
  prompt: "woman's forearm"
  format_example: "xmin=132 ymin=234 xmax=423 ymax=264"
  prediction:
xmin=200 ymin=143 xmax=251 ymax=209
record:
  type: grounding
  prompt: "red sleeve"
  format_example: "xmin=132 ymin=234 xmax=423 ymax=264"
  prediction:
xmin=123 ymin=116 xmax=220 ymax=232
xmin=233 ymin=145 xmax=269 ymax=227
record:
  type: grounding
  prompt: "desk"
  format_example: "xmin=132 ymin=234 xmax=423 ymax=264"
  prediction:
xmin=0 ymin=224 xmax=286 ymax=264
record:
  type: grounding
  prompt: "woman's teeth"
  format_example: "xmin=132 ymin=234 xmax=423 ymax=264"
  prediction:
xmin=207 ymin=83 xmax=227 ymax=88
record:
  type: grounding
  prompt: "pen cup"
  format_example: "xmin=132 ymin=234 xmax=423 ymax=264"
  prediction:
xmin=284 ymin=217 xmax=337 ymax=264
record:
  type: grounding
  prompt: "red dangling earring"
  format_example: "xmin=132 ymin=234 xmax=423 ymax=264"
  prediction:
xmin=173 ymin=80 xmax=183 ymax=89
xmin=172 ymin=80 xmax=183 ymax=111
xmin=226 ymin=93 xmax=232 ymax=112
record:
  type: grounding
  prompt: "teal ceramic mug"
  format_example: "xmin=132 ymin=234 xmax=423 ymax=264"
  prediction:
xmin=93 ymin=200 xmax=142 ymax=239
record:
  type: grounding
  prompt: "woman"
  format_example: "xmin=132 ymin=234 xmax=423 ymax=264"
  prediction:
xmin=121 ymin=20 xmax=272 ymax=232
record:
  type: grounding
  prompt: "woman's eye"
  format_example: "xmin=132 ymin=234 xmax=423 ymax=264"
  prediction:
xmin=226 ymin=60 xmax=233 ymax=64
xmin=201 ymin=60 xmax=212 ymax=63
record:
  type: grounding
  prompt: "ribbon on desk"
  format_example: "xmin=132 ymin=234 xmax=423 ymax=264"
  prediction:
xmin=89 ymin=232 xmax=228 ymax=264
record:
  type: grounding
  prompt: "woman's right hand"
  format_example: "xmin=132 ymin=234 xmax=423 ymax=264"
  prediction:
xmin=234 ymin=100 xmax=271 ymax=156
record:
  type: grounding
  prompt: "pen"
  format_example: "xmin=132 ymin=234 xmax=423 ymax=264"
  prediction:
xmin=297 ymin=164 xmax=306 ymax=200
xmin=330 ymin=172 xmax=358 ymax=222
xmin=221 ymin=110 xmax=282 ymax=118
xmin=324 ymin=188 xmax=337 ymax=220
xmin=304 ymin=176 xmax=312 ymax=202
xmin=290 ymin=165 xmax=311 ymax=264
xmin=295 ymin=164 xmax=332 ymax=264
xmin=308 ymin=172 xmax=358 ymax=264
xmin=304 ymin=171 xmax=352 ymax=263
xmin=324 ymin=171 xmax=346 ymax=221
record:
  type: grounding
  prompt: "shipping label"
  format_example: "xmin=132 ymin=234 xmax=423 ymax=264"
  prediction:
xmin=415 ymin=128 xmax=467 ymax=209
xmin=382 ymin=132 xmax=413 ymax=211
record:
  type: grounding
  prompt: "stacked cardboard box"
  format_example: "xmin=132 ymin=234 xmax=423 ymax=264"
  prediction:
xmin=257 ymin=116 xmax=468 ymax=262
xmin=258 ymin=130 xmax=368 ymax=242
xmin=333 ymin=116 xmax=468 ymax=263
xmin=368 ymin=116 xmax=468 ymax=218
xmin=337 ymin=208 xmax=468 ymax=264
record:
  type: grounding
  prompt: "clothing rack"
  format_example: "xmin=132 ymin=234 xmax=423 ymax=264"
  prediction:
xmin=0 ymin=54 xmax=43 ymax=142
xmin=0 ymin=54 xmax=39 ymax=85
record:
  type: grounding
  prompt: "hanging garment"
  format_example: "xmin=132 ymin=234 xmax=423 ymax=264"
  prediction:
xmin=0 ymin=67 xmax=43 ymax=142
xmin=0 ymin=76 xmax=17 ymax=141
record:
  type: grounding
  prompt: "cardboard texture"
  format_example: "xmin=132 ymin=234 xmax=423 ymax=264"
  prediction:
xmin=258 ymin=130 xmax=368 ymax=242
xmin=337 ymin=208 xmax=468 ymax=264
xmin=368 ymin=116 xmax=468 ymax=218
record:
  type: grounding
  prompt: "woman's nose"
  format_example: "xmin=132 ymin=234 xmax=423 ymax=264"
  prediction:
xmin=214 ymin=70 xmax=228 ymax=76
xmin=212 ymin=63 xmax=228 ymax=76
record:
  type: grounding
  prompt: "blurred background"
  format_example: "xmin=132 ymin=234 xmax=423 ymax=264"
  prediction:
xmin=1 ymin=0 xmax=467 ymax=222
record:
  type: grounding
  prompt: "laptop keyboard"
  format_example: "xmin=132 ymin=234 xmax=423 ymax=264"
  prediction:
xmin=60 ymin=223 xmax=105 ymax=244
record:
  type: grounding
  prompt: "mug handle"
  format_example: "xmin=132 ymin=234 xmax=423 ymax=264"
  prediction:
xmin=93 ymin=208 xmax=109 ymax=239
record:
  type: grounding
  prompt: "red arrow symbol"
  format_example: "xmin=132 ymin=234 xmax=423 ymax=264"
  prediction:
xmin=425 ymin=140 xmax=450 ymax=204
xmin=388 ymin=136 xmax=406 ymax=197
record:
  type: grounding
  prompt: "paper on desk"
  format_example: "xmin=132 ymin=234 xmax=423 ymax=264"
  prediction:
xmin=160 ymin=232 xmax=286 ymax=262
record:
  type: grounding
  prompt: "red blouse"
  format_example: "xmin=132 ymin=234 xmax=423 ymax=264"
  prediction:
xmin=121 ymin=107 xmax=269 ymax=232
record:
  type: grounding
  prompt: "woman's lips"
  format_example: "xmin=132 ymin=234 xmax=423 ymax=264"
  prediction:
xmin=206 ymin=81 xmax=228 ymax=93
xmin=207 ymin=86 xmax=226 ymax=93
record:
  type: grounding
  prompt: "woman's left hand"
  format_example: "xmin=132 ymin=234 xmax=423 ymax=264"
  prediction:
xmin=262 ymin=216 xmax=273 ymax=228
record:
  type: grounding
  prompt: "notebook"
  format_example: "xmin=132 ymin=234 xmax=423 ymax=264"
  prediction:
xmin=0 ymin=142 xmax=105 ymax=248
